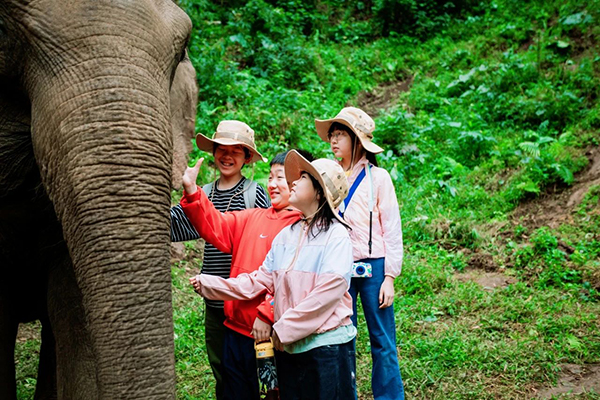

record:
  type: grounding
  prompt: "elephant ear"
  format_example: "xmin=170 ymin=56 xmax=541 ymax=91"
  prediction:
xmin=170 ymin=54 xmax=198 ymax=189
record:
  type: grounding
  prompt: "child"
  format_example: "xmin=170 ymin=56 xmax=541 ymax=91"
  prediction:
xmin=189 ymin=150 xmax=357 ymax=400
xmin=171 ymin=120 xmax=270 ymax=400
xmin=179 ymin=151 xmax=313 ymax=400
xmin=315 ymin=107 xmax=405 ymax=400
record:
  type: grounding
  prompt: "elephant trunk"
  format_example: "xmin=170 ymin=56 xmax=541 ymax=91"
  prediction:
xmin=22 ymin=11 xmax=189 ymax=396
xmin=31 ymin=71 xmax=176 ymax=398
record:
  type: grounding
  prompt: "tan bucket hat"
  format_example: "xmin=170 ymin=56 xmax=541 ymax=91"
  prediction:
xmin=315 ymin=107 xmax=384 ymax=154
xmin=195 ymin=120 xmax=267 ymax=163
xmin=284 ymin=150 xmax=350 ymax=227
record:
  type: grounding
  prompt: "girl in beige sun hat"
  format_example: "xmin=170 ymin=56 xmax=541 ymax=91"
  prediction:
xmin=315 ymin=107 xmax=406 ymax=399
xmin=315 ymin=106 xmax=384 ymax=170
xmin=196 ymin=120 xmax=267 ymax=163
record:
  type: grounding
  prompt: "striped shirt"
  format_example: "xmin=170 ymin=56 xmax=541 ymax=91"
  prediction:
xmin=170 ymin=177 xmax=270 ymax=308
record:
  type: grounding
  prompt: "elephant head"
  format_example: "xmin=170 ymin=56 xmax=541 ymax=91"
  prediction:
xmin=0 ymin=0 xmax=197 ymax=398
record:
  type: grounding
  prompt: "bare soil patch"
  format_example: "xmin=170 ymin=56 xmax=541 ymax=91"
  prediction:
xmin=467 ymin=252 xmax=498 ymax=272
xmin=456 ymin=269 xmax=517 ymax=291
xmin=454 ymin=250 xmax=516 ymax=290
xmin=536 ymin=363 xmax=600 ymax=398
xmin=353 ymin=76 xmax=413 ymax=116
xmin=512 ymin=146 xmax=600 ymax=230
xmin=16 ymin=321 xmax=41 ymax=343
xmin=170 ymin=239 xmax=205 ymax=265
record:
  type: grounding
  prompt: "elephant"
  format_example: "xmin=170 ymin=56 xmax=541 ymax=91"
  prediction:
xmin=0 ymin=0 xmax=198 ymax=398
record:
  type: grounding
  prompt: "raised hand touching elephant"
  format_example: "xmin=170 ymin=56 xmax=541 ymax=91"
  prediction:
xmin=0 ymin=1 xmax=198 ymax=399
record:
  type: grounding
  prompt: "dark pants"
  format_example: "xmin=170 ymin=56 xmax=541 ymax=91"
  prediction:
xmin=350 ymin=257 xmax=405 ymax=400
xmin=276 ymin=340 xmax=356 ymax=400
xmin=222 ymin=328 xmax=260 ymax=400
xmin=205 ymin=305 xmax=226 ymax=400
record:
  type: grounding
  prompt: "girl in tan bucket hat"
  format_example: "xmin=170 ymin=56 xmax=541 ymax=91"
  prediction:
xmin=315 ymin=107 xmax=406 ymax=399
xmin=191 ymin=150 xmax=358 ymax=399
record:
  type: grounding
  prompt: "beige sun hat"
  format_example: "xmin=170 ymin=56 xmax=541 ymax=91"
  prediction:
xmin=315 ymin=107 xmax=384 ymax=154
xmin=195 ymin=120 xmax=267 ymax=163
xmin=284 ymin=150 xmax=350 ymax=227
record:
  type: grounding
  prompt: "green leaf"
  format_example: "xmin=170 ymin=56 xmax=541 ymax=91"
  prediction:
xmin=519 ymin=141 xmax=541 ymax=158
xmin=552 ymin=164 xmax=574 ymax=185
xmin=517 ymin=180 xmax=540 ymax=194
xmin=561 ymin=12 xmax=593 ymax=26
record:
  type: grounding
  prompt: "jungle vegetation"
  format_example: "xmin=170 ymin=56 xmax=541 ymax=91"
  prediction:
xmin=16 ymin=0 xmax=600 ymax=398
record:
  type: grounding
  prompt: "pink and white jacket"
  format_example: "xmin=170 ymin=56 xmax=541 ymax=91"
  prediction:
xmin=343 ymin=156 xmax=403 ymax=278
xmin=197 ymin=220 xmax=354 ymax=346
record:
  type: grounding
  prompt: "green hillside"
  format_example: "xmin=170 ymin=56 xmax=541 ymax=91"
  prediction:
xmin=173 ymin=0 xmax=600 ymax=398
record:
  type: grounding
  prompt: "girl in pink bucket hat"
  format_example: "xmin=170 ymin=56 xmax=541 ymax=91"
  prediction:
xmin=191 ymin=150 xmax=358 ymax=400
xmin=316 ymin=107 xmax=405 ymax=400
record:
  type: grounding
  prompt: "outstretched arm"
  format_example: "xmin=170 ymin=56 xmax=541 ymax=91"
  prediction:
xmin=180 ymin=158 xmax=247 ymax=254
xmin=191 ymin=250 xmax=276 ymax=301
xmin=170 ymin=205 xmax=200 ymax=242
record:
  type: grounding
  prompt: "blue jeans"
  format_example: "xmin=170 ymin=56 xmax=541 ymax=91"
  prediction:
xmin=276 ymin=340 xmax=356 ymax=400
xmin=349 ymin=257 xmax=405 ymax=400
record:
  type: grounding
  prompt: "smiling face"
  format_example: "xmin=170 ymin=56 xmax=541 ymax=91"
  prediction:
xmin=268 ymin=164 xmax=290 ymax=210
xmin=213 ymin=144 xmax=251 ymax=179
xmin=289 ymin=171 xmax=320 ymax=215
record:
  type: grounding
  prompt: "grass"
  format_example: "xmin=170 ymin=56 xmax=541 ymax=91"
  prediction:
xmin=15 ymin=235 xmax=600 ymax=398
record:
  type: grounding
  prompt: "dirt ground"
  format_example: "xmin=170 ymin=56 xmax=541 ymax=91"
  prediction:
xmin=353 ymin=76 xmax=413 ymax=117
xmin=535 ymin=363 xmax=600 ymax=398
xmin=512 ymin=146 xmax=600 ymax=231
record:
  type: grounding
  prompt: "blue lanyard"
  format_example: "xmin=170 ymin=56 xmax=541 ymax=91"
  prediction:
xmin=339 ymin=167 xmax=366 ymax=218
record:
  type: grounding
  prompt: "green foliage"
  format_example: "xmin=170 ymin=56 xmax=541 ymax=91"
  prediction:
xmin=174 ymin=0 xmax=600 ymax=395
xmin=15 ymin=0 xmax=600 ymax=397
xmin=373 ymin=0 xmax=482 ymax=38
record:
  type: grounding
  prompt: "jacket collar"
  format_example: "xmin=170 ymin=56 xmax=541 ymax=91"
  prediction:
xmin=342 ymin=155 xmax=369 ymax=180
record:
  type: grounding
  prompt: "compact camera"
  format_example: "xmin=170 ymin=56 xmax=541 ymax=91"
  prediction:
xmin=351 ymin=262 xmax=372 ymax=278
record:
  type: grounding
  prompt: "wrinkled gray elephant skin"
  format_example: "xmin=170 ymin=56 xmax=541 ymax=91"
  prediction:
xmin=0 ymin=1 xmax=197 ymax=398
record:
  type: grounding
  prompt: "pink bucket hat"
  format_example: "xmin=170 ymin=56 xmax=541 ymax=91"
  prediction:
xmin=315 ymin=107 xmax=384 ymax=154
xmin=195 ymin=120 xmax=267 ymax=163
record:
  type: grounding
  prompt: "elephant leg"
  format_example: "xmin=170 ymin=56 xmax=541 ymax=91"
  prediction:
xmin=46 ymin=255 xmax=98 ymax=399
xmin=34 ymin=317 xmax=57 ymax=400
xmin=0 ymin=300 xmax=18 ymax=400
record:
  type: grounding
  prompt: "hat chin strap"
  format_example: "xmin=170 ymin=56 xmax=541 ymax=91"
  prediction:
xmin=302 ymin=201 xmax=326 ymax=223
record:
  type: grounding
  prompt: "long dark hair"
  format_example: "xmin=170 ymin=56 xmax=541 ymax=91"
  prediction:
xmin=328 ymin=122 xmax=378 ymax=167
xmin=293 ymin=173 xmax=335 ymax=238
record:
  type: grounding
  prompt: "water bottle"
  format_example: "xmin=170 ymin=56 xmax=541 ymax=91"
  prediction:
xmin=255 ymin=339 xmax=280 ymax=400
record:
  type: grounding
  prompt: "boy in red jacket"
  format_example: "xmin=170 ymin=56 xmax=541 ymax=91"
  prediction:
xmin=180 ymin=151 xmax=313 ymax=400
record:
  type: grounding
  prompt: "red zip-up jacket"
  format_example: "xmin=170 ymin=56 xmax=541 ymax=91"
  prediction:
xmin=181 ymin=189 xmax=301 ymax=337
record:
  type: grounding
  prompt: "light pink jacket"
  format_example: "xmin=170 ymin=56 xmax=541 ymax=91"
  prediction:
xmin=343 ymin=156 xmax=403 ymax=277
xmin=198 ymin=221 xmax=354 ymax=345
